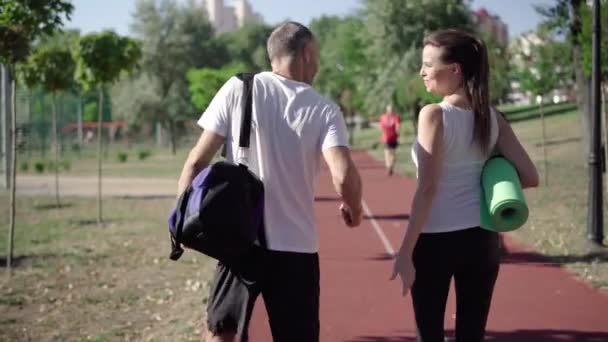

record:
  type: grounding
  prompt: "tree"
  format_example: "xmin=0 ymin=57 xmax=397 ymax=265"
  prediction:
xmin=74 ymin=31 xmax=141 ymax=224
xmin=516 ymin=37 xmax=572 ymax=186
xmin=0 ymin=0 xmax=73 ymax=271
xmin=130 ymin=0 xmax=222 ymax=154
xmin=20 ymin=45 xmax=76 ymax=207
xmin=483 ymin=34 xmax=511 ymax=105
xmin=219 ymin=23 xmax=272 ymax=71
xmin=580 ymin=1 xmax=608 ymax=78
xmin=359 ymin=0 xmax=473 ymax=115
xmin=311 ymin=16 xmax=368 ymax=114
xmin=187 ymin=63 xmax=245 ymax=112
xmin=536 ymin=0 xmax=591 ymax=153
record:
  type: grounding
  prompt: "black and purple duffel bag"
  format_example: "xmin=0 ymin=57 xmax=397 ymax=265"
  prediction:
xmin=168 ymin=73 xmax=265 ymax=264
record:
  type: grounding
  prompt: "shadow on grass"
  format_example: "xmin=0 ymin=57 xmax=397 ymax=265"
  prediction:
xmin=534 ymin=136 xmax=580 ymax=148
xmin=0 ymin=254 xmax=59 ymax=268
xmin=315 ymin=196 xmax=341 ymax=202
xmin=67 ymin=218 xmax=122 ymax=226
xmin=33 ymin=202 xmax=74 ymax=210
xmin=506 ymin=104 xmax=577 ymax=123
xmin=502 ymin=249 xmax=608 ymax=266
xmin=364 ymin=213 xmax=410 ymax=221
xmin=347 ymin=329 xmax=608 ymax=341
xmin=368 ymin=253 xmax=395 ymax=261
xmin=112 ymin=195 xmax=176 ymax=200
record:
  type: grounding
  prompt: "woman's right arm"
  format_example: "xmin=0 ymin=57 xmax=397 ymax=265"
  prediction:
xmin=495 ymin=113 xmax=539 ymax=188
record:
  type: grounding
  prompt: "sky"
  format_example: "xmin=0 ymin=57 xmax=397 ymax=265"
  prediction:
xmin=65 ymin=0 xmax=558 ymax=40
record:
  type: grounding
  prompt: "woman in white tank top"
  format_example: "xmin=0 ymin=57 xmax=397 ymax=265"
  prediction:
xmin=390 ymin=30 xmax=539 ymax=342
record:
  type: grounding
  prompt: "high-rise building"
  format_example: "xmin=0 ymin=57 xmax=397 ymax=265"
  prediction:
xmin=472 ymin=8 xmax=508 ymax=45
xmin=204 ymin=0 xmax=263 ymax=34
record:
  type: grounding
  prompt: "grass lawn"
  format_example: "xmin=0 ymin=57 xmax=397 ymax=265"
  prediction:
xmin=0 ymin=195 xmax=216 ymax=341
xmin=354 ymin=108 xmax=608 ymax=290
xmin=17 ymin=144 xmax=190 ymax=179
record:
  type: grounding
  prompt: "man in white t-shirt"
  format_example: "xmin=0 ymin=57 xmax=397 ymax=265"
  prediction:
xmin=176 ymin=21 xmax=363 ymax=342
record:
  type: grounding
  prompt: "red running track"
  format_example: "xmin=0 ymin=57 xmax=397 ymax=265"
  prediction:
xmin=248 ymin=151 xmax=608 ymax=341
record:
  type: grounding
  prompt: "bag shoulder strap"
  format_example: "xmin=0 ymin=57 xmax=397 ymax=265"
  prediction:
xmin=236 ymin=73 xmax=255 ymax=149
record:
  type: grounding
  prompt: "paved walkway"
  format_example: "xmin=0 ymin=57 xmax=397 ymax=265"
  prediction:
xmin=248 ymin=151 xmax=608 ymax=341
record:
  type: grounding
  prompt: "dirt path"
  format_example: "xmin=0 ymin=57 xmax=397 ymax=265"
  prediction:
xmin=15 ymin=175 xmax=176 ymax=198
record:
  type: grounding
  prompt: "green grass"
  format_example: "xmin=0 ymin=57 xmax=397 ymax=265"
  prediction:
xmin=18 ymin=144 xmax=190 ymax=179
xmin=503 ymin=102 xmax=578 ymax=123
xmin=0 ymin=195 xmax=216 ymax=341
xmin=353 ymin=108 xmax=608 ymax=290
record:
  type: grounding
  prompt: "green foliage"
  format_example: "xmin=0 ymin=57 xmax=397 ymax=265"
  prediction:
xmin=516 ymin=36 xmax=572 ymax=98
xmin=0 ymin=0 xmax=74 ymax=64
xmin=483 ymin=34 xmax=511 ymax=104
xmin=580 ymin=1 xmax=608 ymax=79
xmin=74 ymin=31 xmax=141 ymax=90
xmin=83 ymin=102 xmax=98 ymax=122
xmin=311 ymin=16 xmax=368 ymax=113
xmin=537 ymin=0 xmax=607 ymax=80
xmin=187 ymin=63 xmax=245 ymax=111
xmin=19 ymin=161 xmax=29 ymax=172
xmin=361 ymin=0 xmax=473 ymax=59
xmin=128 ymin=0 xmax=222 ymax=152
xmin=117 ymin=152 xmax=128 ymax=163
xmin=46 ymin=160 xmax=57 ymax=172
xmin=19 ymin=44 xmax=76 ymax=93
xmin=83 ymin=90 xmax=112 ymax=122
xmin=219 ymin=23 xmax=272 ymax=71
xmin=395 ymin=72 xmax=442 ymax=116
xmin=60 ymin=159 xmax=71 ymax=171
xmin=137 ymin=150 xmax=151 ymax=160
xmin=358 ymin=0 xmax=473 ymax=115
xmin=34 ymin=161 xmax=45 ymax=173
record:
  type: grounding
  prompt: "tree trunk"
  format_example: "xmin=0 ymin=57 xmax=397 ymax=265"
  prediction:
xmin=7 ymin=70 xmax=17 ymax=272
xmin=26 ymin=90 xmax=31 ymax=159
xmin=169 ymin=121 xmax=177 ymax=156
xmin=97 ymin=87 xmax=103 ymax=225
xmin=570 ymin=0 xmax=592 ymax=155
xmin=52 ymin=95 xmax=60 ymax=207
xmin=77 ymin=95 xmax=83 ymax=149
xmin=38 ymin=94 xmax=46 ymax=158
xmin=540 ymin=99 xmax=549 ymax=186
xmin=1 ymin=65 xmax=10 ymax=190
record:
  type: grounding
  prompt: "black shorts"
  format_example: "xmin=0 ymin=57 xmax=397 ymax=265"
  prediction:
xmin=385 ymin=141 xmax=398 ymax=149
xmin=206 ymin=247 xmax=320 ymax=342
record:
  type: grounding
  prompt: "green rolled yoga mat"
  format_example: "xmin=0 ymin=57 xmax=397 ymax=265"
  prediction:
xmin=480 ymin=157 xmax=529 ymax=232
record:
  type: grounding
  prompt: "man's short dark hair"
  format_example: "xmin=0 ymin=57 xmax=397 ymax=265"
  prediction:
xmin=267 ymin=21 xmax=314 ymax=62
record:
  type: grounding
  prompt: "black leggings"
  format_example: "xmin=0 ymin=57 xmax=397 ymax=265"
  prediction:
xmin=411 ymin=227 xmax=500 ymax=342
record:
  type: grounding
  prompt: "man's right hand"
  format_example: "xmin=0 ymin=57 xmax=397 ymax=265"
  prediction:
xmin=340 ymin=203 xmax=362 ymax=227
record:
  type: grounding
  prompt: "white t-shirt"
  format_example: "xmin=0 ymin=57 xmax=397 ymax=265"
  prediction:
xmin=197 ymin=71 xmax=349 ymax=253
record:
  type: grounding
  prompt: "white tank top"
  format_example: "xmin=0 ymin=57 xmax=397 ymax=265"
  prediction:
xmin=411 ymin=101 xmax=499 ymax=233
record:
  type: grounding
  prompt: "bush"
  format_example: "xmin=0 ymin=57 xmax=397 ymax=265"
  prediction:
xmin=19 ymin=161 xmax=29 ymax=172
xmin=71 ymin=143 xmax=81 ymax=153
xmin=34 ymin=161 xmax=45 ymax=173
xmin=137 ymin=149 xmax=151 ymax=160
xmin=46 ymin=160 xmax=57 ymax=172
xmin=117 ymin=152 xmax=128 ymax=163
xmin=60 ymin=160 xmax=72 ymax=171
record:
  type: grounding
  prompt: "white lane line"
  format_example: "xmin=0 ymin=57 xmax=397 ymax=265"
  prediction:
xmin=362 ymin=199 xmax=396 ymax=256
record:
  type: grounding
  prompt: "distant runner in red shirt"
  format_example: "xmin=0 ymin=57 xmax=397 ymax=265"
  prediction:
xmin=379 ymin=104 xmax=401 ymax=176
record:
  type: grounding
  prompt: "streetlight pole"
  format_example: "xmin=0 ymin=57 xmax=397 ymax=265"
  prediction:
xmin=587 ymin=0 xmax=604 ymax=245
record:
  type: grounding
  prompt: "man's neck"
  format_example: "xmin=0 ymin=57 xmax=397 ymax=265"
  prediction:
xmin=272 ymin=61 xmax=308 ymax=84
